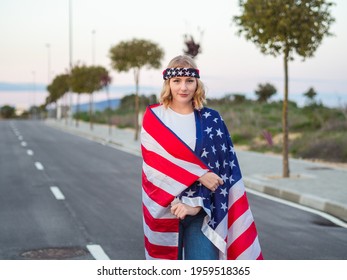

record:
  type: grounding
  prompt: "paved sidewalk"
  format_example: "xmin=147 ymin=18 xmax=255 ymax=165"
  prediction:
xmin=44 ymin=118 xmax=347 ymax=223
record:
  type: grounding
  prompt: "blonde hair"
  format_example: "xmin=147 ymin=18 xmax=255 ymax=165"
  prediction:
xmin=159 ymin=55 xmax=206 ymax=110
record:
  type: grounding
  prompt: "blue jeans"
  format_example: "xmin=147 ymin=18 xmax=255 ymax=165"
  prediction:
xmin=178 ymin=209 xmax=219 ymax=260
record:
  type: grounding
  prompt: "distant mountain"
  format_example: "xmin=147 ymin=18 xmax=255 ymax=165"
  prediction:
xmin=72 ymin=99 xmax=120 ymax=112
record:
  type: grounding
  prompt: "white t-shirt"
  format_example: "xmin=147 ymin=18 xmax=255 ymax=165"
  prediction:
xmin=152 ymin=105 xmax=196 ymax=150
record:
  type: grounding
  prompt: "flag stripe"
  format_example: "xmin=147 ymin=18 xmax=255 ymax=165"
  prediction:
xmin=144 ymin=236 xmax=178 ymax=260
xmin=141 ymin=128 xmax=208 ymax=178
xmin=228 ymin=192 xmax=249 ymax=228
xmin=142 ymin=145 xmax=200 ymax=186
xmin=143 ymin=204 xmax=178 ymax=233
xmin=142 ymin=107 xmax=207 ymax=168
xmin=142 ymin=171 xmax=174 ymax=208
xmin=227 ymin=222 xmax=258 ymax=259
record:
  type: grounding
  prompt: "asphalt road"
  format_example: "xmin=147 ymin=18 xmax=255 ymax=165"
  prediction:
xmin=1 ymin=120 xmax=346 ymax=260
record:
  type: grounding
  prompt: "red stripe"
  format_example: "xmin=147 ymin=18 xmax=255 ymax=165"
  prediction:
xmin=142 ymin=145 xmax=200 ymax=187
xmin=228 ymin=192 xmax=249 ymax=228
xmin=227 ymin=222 xmax=258 ymax=260
xmin=143 ymin=204 xmax=179 ymax=233
xmin=142 ymin=171 xmax=174 ymax=208
xmin=142 ymin=107 xmax=207 ymax=169
xmin=144 ymin=235 xmax=178 ymax=260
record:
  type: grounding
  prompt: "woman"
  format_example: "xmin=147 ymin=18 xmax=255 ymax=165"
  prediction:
xmin=141 ymin=55 xmax=263 ymax=260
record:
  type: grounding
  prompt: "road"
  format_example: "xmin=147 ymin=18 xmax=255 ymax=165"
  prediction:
xmin=1 ymin=120 xmax=346 ymax=260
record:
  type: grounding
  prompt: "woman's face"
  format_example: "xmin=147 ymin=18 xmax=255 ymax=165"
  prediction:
xmin=169 ymin=76 xmax=197 ymax=106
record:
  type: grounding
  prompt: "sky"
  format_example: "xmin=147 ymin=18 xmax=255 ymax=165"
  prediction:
xmin=0 ymin=0 xmax=346 ymax=109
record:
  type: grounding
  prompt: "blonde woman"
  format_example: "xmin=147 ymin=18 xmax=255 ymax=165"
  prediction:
xmin=141 ymin=55 xmax=263 ymax=260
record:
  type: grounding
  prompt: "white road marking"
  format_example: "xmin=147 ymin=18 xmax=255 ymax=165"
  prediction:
xmin=86 ymin=244 xmax=110 ymax=260
xmin=246 ymin=188 xmax=347 ymax=228
xmin=50 ymin=186 xmax=65 ymax=200
xmin=21 ymin=141 xmax=27 ymax=147
xmin=27 ymin=149 xmax=34 ymax=156
xmin=18 ymin=136 xmax=23 ymax=141
xmin=34 ymin=162 xmax=44 ymax=170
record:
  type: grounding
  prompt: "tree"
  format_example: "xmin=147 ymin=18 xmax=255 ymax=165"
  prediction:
xmin=109 ymin=38 xmax=164 ymax=140
xmin=0 ymin=105 xmax=15 ymax=119
xmin=46 ymin=73 xmax=70 ymax=119
xmin=303 ymin=87 xmax=317 ymax=105
xmin=100 ymin=73 xmax=113 ymax=135
xmin=233 ymin=0 xmax=335 ymax=177
xmin=69 ymin=64 xmax=109 ymax=129
xmin=255 ymin=83 xmax=277 ymax=103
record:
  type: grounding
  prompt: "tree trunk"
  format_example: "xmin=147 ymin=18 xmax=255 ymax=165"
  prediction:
xmin=89 ymin=93 xmax=93 ymax=130
xmin=282 ymin=50 xmax=290 ymax=178
xmin=106 ymin=85 xmax=111 ymax=136
xmin=76 ymin=94 xmax=80 ymax=128
xmin=134 ymin=68 xmax=140 ymax=141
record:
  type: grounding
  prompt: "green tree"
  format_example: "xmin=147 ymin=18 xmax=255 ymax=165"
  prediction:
xmin=303 ymin=87 xmax=317 ymax=105
xmin=0 ymin=105 xmax=15 ymax=119
xmin=70 ymin=64 xmax=109 ymax=129
xmin=233 ymin=0 xmax=335 ymax=177
xmin=255 ymin=83 xmax=277 ymax=103
xmin=109 ymin=38 xmax=164 ymax=140
xmin=46 ymin=73 xmax=70 ymax=119
xmin=100 ymin=73 xmax=113 ymax=135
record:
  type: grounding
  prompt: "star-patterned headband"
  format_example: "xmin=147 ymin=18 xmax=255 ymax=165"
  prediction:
xmin=162 ymin=67 xmax=200 ymax=80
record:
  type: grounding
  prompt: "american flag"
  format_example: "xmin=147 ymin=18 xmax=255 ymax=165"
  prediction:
xmin=141 ymin=104 xmax=263 ymax=260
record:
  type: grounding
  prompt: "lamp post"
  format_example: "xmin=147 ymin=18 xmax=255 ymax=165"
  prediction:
xmin=68 ymin=0 xmax=73 ymax=125
xmin=92 ymin=29 xmax=96 ymax=65
xmin=45 ymin=43 xmax=51 ymax=84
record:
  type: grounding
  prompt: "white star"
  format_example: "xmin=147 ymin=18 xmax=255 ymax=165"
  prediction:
xmin=229 ymin=175 xmax=235 ymax=184
xmin=191 ymin=72 xmax=196 ymax=77
xmin=216 ymin=128 xmax=224 ymax=138
xmin=210 ymin=203 xmax=215 ymax=211
xmin=230 ymin=146 xmax=235 ymax=154
xmin=201 ymin=149 xmax=209 ymax=158
xmin=209 ymin=218 xmax=216 ymax=227
xmin=172 ymin=70 xmax=176 ymax=75
xmin=204 ymin=127 xmax=212 ymax=134
xmin=178 ymin=70 xmax=183 ymax=75
xmin=223 ymin=160 xmax=228 ymax=168
xmin=209 ymin=134 xmax=214 ymax=139
xmin=213 ymin=117 xmax=218 ymax=123
xmin=230 ymin=160 xmax=236 ymax=169
xmin=221 ymin=202 xmax=228 ymax=212
xmin=221 ymin=143 xmax=227 ymax=152
xmin=215 ymin=160 xmax=220 ymax=169
xmin=212 ymin=145 xmax=217 ymax=154
xmin=220 ymin=188 xmax=228 ymax=197
xmin=221 ymin=173 xmax=228 ymax=182
xmin=202 ymin=111 xmax=211 ymax=118
xmin=208 ymin=163 xmax=214 ymax=169
xmin=185 ymin=189 xmax=196 ymax=197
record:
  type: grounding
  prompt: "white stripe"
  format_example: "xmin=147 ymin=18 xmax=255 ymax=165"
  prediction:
xmin=50 ymin=186 xmax=65 ymax=200
xmin=142 ymin=127 xmax=208 ymax=177
xmin=21 ymin=141 xmax=27 ymax=147
xmin=27 ymin=149 xmax=34 ymax=156
xmin=227 ymin=208 xmax=254 ymax=247
xmin=86 ymin=244 xmax=110 ymax=260
xmin=143 ymin=162 xmax=187 ymax=196
xmin=236 ymin=236 xmax=262 ymax=260
xmin=142 ymin=189 xmax=174 ymax=219
xmin=18 ymin=136 xmax=23 ymax=141
xmin=35 ymin=162 xmax=44 ymax=170
xmin=143 ymin=219 xmax=178 ymax=247
xmin=228 ymin=179 xmax=246 ymax=205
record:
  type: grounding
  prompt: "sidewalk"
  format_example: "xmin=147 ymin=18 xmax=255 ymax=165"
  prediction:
xmin=44 ymin=118 xmax=347 ymax=223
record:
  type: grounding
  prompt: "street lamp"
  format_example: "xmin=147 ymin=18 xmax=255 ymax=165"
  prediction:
xmin=92 ymin=29 xmax=96 ymax=65
xmin=45 ymin=43 xmax=51 ymax=84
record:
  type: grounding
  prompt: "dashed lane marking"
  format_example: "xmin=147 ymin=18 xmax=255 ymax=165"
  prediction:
xmin=34 ymin=162 xmax=44 ymax=170
xmin=86 ymin=244 xmax=110 ymax=260
xmin=50 ymin=186 xmax=65 ymax=200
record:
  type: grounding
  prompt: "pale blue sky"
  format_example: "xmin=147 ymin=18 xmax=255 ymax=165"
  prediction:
xmin=0 ymin=0 xmax=346 ymax=108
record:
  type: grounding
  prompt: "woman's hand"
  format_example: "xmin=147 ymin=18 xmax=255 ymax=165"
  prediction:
xmin=198 ymin=172 xmax=224 ymax=192
xmin=171 ymin=203 xmax=201 ymax=219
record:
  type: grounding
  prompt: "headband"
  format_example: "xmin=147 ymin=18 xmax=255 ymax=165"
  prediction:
xmin=162 ymin=67 xmax=200 ymax=80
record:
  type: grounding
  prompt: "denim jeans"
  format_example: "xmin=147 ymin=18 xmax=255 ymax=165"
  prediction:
xmin=178 ymin=209 xmax=219 ymax=260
